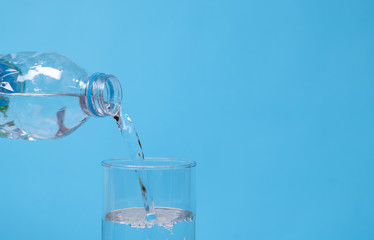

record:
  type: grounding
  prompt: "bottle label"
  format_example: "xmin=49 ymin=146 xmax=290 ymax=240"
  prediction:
xmin=0 ymin=95 xmax=9 ymax=118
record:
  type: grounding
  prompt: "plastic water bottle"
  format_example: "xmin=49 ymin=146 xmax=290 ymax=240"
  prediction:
xmin=0 ymin=52 xmax=122 ymax=140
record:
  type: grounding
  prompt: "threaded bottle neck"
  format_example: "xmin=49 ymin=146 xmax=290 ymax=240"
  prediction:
xmin=84 ymin=73 xmax=122 ymax=117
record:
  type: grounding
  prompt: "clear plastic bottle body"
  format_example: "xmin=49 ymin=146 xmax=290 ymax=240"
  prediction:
xmin=0 ymin=52 xmax=122 ymax=140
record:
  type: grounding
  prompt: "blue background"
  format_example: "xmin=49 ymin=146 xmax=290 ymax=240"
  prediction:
xmin=1 ymin=0 xmax=374 ymax=239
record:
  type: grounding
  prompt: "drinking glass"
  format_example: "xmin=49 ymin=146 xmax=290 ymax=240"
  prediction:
xmin=102 ymin=158 xmax=196 ymax=240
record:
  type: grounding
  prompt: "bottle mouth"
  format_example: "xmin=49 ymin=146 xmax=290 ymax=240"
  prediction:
xmin=86 ymin=73 xmax=122 ymax=117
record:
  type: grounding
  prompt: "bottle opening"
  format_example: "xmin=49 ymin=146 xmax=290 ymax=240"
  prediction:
xmin=86 ymin=73 xmax=122 ymax=117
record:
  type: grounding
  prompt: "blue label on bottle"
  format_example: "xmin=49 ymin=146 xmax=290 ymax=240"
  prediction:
xmin=0 ymin=62 xmax=23 ymax=94
xmin=0 ymin=95 xmax=9 ymax=117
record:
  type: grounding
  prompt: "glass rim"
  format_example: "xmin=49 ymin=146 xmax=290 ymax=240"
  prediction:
xmin=101 ymin=158 xmax=196 ymax=170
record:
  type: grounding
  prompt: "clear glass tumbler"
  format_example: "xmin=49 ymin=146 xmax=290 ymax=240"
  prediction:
xmin=102 ymin=158 xmax=196 ymax=240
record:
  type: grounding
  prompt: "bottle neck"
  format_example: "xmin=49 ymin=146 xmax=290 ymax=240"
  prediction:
xmin=83 ymin=73 xmax=122 ymax=117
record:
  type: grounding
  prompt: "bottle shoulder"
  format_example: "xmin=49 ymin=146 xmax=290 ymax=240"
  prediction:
xmin=0 ymin=52 xmax=88 ymax=95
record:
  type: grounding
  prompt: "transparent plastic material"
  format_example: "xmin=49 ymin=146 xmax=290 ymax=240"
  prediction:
xmin=102 ymin=158 xmax=196 ymax=240
xmin=0 ymin=52 xmax=122 ymax=140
